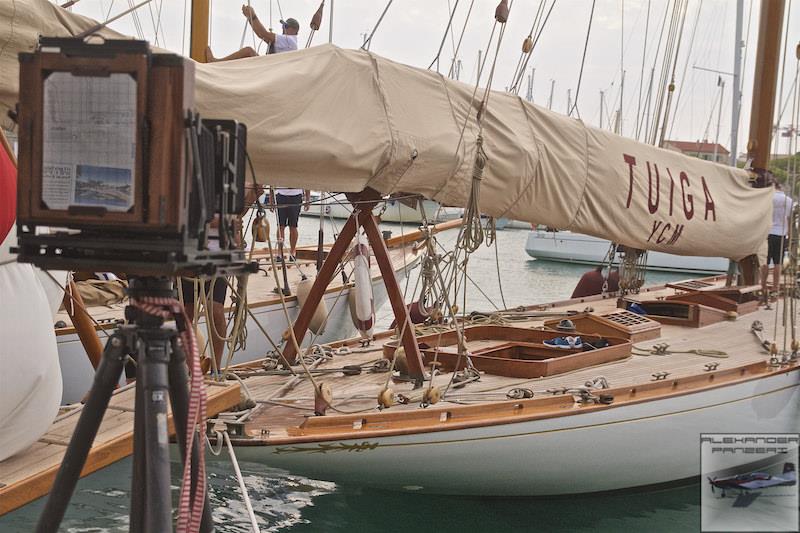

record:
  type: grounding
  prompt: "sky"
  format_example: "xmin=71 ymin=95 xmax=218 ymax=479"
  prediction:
xmin=67 ymin=0 xmax=800 ymax=157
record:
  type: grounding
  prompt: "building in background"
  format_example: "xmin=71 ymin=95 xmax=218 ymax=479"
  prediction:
xmin=664 ymin=140 xmax=730 ymax=163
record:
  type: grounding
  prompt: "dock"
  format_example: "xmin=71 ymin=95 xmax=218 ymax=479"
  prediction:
xmin=0 ymin=379 xmax=241 ymax=516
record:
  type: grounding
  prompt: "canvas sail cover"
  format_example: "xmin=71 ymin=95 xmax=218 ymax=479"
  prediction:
xmin=0 ymin=0 xmax=772 ymax=260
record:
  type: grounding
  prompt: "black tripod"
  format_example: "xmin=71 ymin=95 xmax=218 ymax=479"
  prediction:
xmin=35 ymin=277 xmax=213 ymax=533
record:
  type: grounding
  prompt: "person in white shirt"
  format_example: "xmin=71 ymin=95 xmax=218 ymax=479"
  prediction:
xmin=205 ymin=6 xmax=298 ymax=62
xmin=761 ymin=180 xmax=795 ymax=298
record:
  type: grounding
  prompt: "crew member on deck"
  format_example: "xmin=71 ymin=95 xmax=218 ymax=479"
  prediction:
xmin=269 ymin=187 xmax=310 ymax=262
xmin=761 ymin=180 xmax=794 ymax=299
xmin=205 ymin=6 xmax=299 ymax=62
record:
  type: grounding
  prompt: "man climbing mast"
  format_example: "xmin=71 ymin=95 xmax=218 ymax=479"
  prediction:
xmin=205 ymin=5 xmax=299 ymax=62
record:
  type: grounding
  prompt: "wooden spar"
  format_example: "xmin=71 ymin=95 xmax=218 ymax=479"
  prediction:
xmin=383 ymin=217 xmax=462 ymax=248
xmin=281 ymin=189 xmax=426 ymax=379
xmin=63 ymin=279 xmax=104 ymax=369
xmin=189 ymin=0 xmax=210 ymax=63
xmin=737 ymin=0 xmax=785 ymax=285
xmin=358 ymin=204 xmax=426 ymax=378
xmin=745 ymin=0 xmax=785 ymax=184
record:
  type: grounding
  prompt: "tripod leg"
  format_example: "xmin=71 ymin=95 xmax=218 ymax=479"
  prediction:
xmin=129 ymin=366 xmax=146 ymax=533
xmin=138 ymin=332 xmax=173 ymax=532
xmin=35 ymin=333 xmax=128 ymax=533
xmin=169 ymin=336 xmax=214 ymax=532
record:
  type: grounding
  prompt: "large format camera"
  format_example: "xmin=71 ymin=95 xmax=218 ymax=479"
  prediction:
xmin=14 ymin=37 xmax=253 ymax=276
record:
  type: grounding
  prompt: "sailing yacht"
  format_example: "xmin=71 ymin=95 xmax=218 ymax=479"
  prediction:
xmin=0 ymin=0 xmax=796 ymax=501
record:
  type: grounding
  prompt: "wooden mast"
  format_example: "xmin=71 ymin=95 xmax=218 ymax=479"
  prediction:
xmin=745 ymin=0 xmax=785 ymax=186
xmin=738 ymin=0 xmax=785 ymax=285
xmin=189 ymin=0 xmax=210 ymax=63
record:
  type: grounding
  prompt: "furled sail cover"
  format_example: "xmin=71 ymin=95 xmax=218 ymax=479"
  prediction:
xmin=0 ymin=0 xmax=772 ymax=260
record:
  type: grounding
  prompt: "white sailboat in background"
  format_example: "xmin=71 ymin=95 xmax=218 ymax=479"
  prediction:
xmin=525 ymin=229 xmax=729 ymax=274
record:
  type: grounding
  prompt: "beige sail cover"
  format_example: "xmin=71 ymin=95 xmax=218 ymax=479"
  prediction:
xmin=1 ymin=0 xmax=772 ymax=260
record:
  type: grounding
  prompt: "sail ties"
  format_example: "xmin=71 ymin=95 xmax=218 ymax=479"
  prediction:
xmin=459 ymin=134 xmax=487 ymax=254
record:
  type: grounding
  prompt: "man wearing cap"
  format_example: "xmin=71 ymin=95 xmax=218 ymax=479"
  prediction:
xmin=206 ymin=5 xmax=299 ymax=62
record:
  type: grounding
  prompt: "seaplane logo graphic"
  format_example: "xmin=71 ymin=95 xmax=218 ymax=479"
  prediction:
xmin=708 ymin=463 xmax=797 ymax=507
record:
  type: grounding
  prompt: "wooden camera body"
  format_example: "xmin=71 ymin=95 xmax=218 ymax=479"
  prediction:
xmin=14 ymin=38 xmax=251 ymax=276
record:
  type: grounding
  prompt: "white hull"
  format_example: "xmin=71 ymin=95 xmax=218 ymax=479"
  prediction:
xmin=495 ymin=217 xmax=534 ymax=230
xmin=0 ymin=233 xmax=63 ymax=461
xmin=525 ymin=230 xmax=729 ymax=274
xmin=302 ymin=194 xmax=462 ymax=224
xmin=235 ymin=369 xmax=800 ymax=495
xmin=56 ymin=277 xmax=393 ymax=405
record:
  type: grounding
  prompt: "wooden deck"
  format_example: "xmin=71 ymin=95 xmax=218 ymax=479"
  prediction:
xmin=214 ymin=276 xmax=795 ymax=444
xmin=0 ymin=379 xmax=241 ymax=516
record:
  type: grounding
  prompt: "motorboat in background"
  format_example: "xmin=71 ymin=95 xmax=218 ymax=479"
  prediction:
xmin=525 ymin=229 xmax=729 ymax=275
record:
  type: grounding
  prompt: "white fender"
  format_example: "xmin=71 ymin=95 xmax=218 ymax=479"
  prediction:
xmin=348 ymin=230 xmax=374 ymax=339
xmin=0 ymin=231 xmax=63 ymax=461
xmin=296 ymin=277 xmax=328 ymax=335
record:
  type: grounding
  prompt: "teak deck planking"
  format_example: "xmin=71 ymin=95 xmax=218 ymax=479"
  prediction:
xmin=0 ymin=380 xmax=241 ymax=516
xmin=219 ymin=276 xmax=792 ymax=445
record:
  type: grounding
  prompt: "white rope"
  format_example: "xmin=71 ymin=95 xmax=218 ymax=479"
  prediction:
xmin=222 ymin=431 xmax=261 ymax=533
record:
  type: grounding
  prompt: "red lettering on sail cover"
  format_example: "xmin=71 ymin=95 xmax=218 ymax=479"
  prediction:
xmin=647 ymin=162 xmax=660 ymax=214
xmin=679 ymin=172 xmax=694 ymax=220
xmin=666 ymin=168 xmax=675 ymax=216
xmin=701 ymin=176 xmax=716 ymax=221
xmin=624 ymin=154 xmax=636 ymax=208
xmin=621 ymin=154 xmax=715 ymax=248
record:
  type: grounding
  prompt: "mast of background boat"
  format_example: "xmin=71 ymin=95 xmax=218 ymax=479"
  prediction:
xmin=730 ymin=0 xmax=743 ymax=167
xmin=724 ymin=0 xmax=745 ymax=286
xmin=317 ymin=2 xmax=334 ymax=272
xmin=738 ymin=0 xmax=785 ymax=285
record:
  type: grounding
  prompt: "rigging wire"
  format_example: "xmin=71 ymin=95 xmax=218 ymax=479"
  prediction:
xmin=774 ymin=0 xmax=794 ymax=140
xmin=666 ymin=0 xmax=704 ymax=140
xmin=634 ymin=0 xmax=652 ymax=142
xmin=508 ymin=0 xmax=547 ymax=94
xmin=656 ymin=0 xmax=689 ymax=147
xmin=446 ymin=0 xmax=477 ymax=79
xmin=568 ymin=0 xmax=596 ymax=118
xmin=428 ymin=0 xmax=461 ymax=71
xmin=360 ymin=0 xmax=394 ymax=51
xmin=636 ymin=0 xmax=671 ymax=141
xmin=75 ymin=0 xmax=155 ymax=39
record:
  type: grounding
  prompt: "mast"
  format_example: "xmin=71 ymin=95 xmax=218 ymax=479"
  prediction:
xmin=189 ymin=0 xmax=210 ymax=62
xmin=713 ymin=77 xmax=725 ymax=162
xmin=328 ymin=0 xmax=334 ymax=43
xmin=746 ymin=0 xmax=785 ymax=185
xmin=730 ymin=0 xmax=743 ymax=166
xmin=599 ymin=90 xmax=604 ymax=129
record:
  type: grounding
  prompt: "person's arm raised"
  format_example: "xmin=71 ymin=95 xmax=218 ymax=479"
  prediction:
xmin=242 ymin=5 xmax=276 ymax=44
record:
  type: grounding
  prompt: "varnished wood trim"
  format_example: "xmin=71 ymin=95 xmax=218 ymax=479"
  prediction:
xmin=233 ymin=361 xmax=799 ymax=446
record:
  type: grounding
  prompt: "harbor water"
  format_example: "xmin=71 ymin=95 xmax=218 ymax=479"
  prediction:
xmin=0 ymin=221 xmax=698 ymax=532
